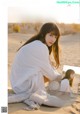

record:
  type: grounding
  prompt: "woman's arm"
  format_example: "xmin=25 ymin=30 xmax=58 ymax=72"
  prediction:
xmin=37 ymin=44 xmax=61 ymax=81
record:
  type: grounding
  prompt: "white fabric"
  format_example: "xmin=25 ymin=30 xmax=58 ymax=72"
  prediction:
xmin=30 ymin=91 xmax=66 ymax=107
xmin=9 ymin=40 xmax=63 ymax=107
xmin=48 ymin=81 xmax=60 ymax=90
xmin=59 ymin=79 xmax=71 ymax=92
xmin=10 ymin=40 xmax=60 ymax=93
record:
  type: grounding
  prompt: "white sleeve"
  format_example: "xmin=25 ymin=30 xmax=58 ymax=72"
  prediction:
xmin=36 ymin=45 xmax=61 ymax=81
xmin=60 ymin=80 xmax=71 ymax=92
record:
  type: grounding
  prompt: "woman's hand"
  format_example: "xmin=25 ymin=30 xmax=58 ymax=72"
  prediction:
xmin=44 ymin=75 xmax=62 ymax=83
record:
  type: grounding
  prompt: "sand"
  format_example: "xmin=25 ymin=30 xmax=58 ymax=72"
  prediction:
xmin=8 ymin=32 xmax=80 ymax=114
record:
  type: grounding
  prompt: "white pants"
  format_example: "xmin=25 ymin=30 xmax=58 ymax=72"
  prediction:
xmin=9 ymin=72 xmax=66 ymax=108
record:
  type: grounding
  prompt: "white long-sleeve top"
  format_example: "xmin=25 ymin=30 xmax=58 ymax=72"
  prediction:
xmin=59 ymin=79 xmax=71 ymax=92
xmin=10 ymin=40 xmax=60 ymax=93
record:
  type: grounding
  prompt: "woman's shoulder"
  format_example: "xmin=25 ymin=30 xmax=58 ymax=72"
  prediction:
xmin=32 ymin=40 xmax=45 ymax=45
xmin=61 ymin=79 xmax=69 ymax=84
xmin=21 ymin=40 xmax=49 ymax=54
xmin=31 ymin=40 xmax=48 ymax=50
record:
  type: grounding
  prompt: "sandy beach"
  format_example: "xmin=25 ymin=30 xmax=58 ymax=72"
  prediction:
xmin=8 ymin=32 xmax=80 ymax=114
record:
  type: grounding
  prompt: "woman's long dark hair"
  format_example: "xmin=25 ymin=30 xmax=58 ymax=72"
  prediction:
xmin=62 ymin=69 xmax=75 ymax=87
xmin=18 ymin=22 xmax=60 ymax=67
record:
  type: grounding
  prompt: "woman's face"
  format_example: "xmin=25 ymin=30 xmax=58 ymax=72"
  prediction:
xmin=45 ymin=32 xmax=57 ymax=47
xmin=70 ymin=73 xmax=75 ymax=79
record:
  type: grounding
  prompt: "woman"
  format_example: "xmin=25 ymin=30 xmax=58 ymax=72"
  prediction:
xmin=60 ymin=69 xmax=75 ymax=93
xmin=9 ymin=22 xmax=67 ymax=109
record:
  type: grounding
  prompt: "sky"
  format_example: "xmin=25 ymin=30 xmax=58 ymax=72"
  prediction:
xmin=8 ymin=0 xmax=80 ymax=24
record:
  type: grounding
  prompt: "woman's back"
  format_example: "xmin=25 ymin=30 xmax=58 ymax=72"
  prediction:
xmin=10 ymin=40 xmax=49 ymax=92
